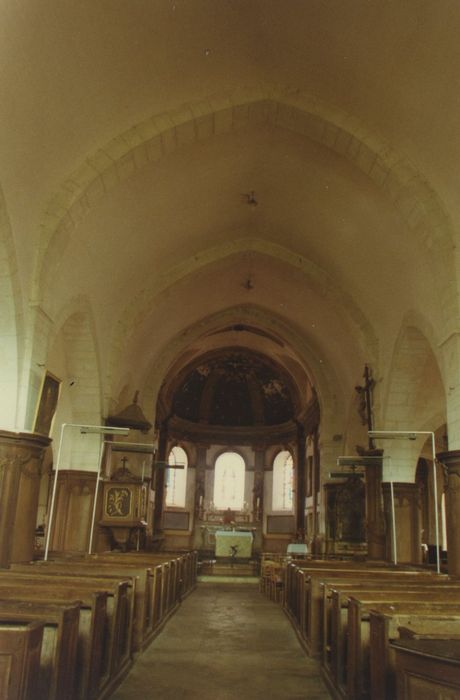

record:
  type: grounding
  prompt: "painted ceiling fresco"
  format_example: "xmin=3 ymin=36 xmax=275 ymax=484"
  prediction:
xmin=172 ymin=352 xmax=295 ymax=427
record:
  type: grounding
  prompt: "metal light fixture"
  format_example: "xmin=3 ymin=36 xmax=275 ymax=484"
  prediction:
xmin=369 ymin=429 xmax=441 ymax=574
xmin=80 ymin=426 xmax=130 ymax=435
xmin=44 ymin=423 xmax=130 ymax=560
xmin=336 ymin=455 xmax=383 ymax=467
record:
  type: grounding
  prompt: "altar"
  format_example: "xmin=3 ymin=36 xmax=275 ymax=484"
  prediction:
xmin=215 ymin=530 xmax=253 ymax=558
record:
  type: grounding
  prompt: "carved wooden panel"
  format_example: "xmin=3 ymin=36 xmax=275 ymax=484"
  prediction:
xmin=163 ymin=511 xmax=190 ymax=530
xmin=266 ymin=514 xmax=295 ymax=534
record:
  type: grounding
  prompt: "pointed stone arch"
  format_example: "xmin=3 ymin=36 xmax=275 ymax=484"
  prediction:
xmin=140 ymin=303 xmax=346 ymax=443
xmin=45 ymin=299 xmax=104 ymax=470
xmin=105 ymin=238 xmax=378 ymax=399
xmin=380 ymin=318 xmax=446 ymax=481
xmin=384 ymin=320 xmax=446 ymax=432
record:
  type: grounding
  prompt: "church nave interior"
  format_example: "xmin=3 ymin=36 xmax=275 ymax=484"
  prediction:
xmin=1 ymin=1 xmax=460 ymax=698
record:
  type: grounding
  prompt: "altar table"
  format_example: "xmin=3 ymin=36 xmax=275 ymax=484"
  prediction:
xmin=215 ymin=530 xmax=253 ymax=558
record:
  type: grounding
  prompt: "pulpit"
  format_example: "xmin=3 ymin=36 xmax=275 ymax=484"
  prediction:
xmin=99 ymin=463 xmax=147 ymax=551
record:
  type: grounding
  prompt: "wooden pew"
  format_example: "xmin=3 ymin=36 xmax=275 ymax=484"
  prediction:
xmin=85 ymin=555 xmax=178 ymax=638
xmin=88 ymin=550 xmax=198 ymax=598
xmin=89 ymin=552 xmax=193 ymax=630
xmin=0 ymin=590 xmax=106 ymax=700
xmin=392 ymin=637 xmax=460 ymax=699
xmin=370 ymin=604 xmax=460 ymax=700
xmin=0 ymin=575 xmax=132 ymax=697
xmin=36 ymin=550 xmax=194 ymax=647
xmin=0 ymin=601 xmax=79 ymax=700
xmin=1 ymin=551 xmax=194 ymax=698
xmin=285 ymin=560 xmax=401 ymax=628
xmin=288 ymin=564 xmax=441 ymax=657
xmin=0 ymin=620 xmax=44 ymax=700
xmin=13 ymin=560 xmax=147 ymax=652
xmin=347 ymin=590 xmax=460 ymax=699
xmin=322 ymin=578 xmax=458 ymax=691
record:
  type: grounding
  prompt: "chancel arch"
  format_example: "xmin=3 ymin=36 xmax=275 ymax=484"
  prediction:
xmin=153 ymin=343 xmax=323 ymax=554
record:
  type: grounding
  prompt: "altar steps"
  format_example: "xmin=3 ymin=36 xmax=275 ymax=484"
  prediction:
xmin=198 ymin=559 xmax=259 ymax=582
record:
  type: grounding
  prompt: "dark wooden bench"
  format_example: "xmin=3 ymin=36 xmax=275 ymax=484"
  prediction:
xmin=0 ymin=589 xmax=107 ymax=700
xmin=15 ymin=560 xmax=149 ymax=652
xmin=0 ymin=601 xmax=80 ymax=700
xmin=322 ymin=578 xmax=459 ymax=691
xmin=0 ymin=620 xmax=44 ymax=700
xmin=392 ymin=637 xmax=460 ymax=699
xmin=347 ymin=591 xmax=460 ymax=699
xmin=0 ymin=574 xmax=131 ymax=698
xmin=370 ymin=604 xmax=460 ymax=700
xmin=288 ymin=564 xmax=440 ymax=656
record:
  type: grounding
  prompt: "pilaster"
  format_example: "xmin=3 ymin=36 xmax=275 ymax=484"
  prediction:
xmin=382 ymin=482 xmax=422 ymax=565
xmin=362 ymin=449 xmax=386 ymax=560
xmin=437 ymin=450 xmax=460 ymax=575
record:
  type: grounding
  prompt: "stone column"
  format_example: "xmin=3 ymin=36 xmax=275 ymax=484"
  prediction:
xmin=437 ymin=450 xmax=460 ymax=575
xmin=382 ymin=482 xmax=422 ymax=564
xmin=153 ymin=421 xmax=168 ymax=535
xmin=295 ymin=423 xmax=307 ymax=538
xmin=0 ymin=430 xmax=50 ymax=567
xmin=194 ymin=444 xmax=207 ymax=518
xmin=252 ymin=447 xmax=265 ymax=523
xmin=311 ymin=429 xmax=320 ymax=551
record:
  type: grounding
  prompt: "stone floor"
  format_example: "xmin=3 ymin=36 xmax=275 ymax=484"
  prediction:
xmin=110 ymin=582 xmax=332 ymax=699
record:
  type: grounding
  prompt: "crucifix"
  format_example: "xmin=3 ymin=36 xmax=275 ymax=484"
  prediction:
xmin=355 ymin=364 xmax=376 ymax=449
xmin=354 ymin=365 xmax=385 ymax=559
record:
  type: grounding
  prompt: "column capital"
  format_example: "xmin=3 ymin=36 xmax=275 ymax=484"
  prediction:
xmin=437 ymin=450 xmax=460 ymax=474
xmin=382 ymin=481 xmax=420 ymax=507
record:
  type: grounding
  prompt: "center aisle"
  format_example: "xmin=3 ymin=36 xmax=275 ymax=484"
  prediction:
xmin=111 ymin=582 xmax=332 ymax=700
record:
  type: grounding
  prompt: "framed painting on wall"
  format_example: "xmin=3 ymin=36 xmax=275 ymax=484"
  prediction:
xmin=34 ymin=372 xmax=61 ymax=436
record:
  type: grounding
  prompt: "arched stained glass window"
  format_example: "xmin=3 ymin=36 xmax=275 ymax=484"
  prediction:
xmin=213 ymin=452 xmax=245 ymax=510
xmin=165 ymin=446 xmax=188 ymax=508
xmin=272 ymin=450 xmax=294 ymax=511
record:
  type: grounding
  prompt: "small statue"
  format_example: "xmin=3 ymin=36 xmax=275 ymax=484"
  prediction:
xmin=195 ymin=471 xmax=205 ymax=516
xmin=252 ymin=472 xmax=263 ymax=520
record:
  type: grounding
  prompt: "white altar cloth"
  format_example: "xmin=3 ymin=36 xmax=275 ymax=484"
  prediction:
xmin=215 ymin=530 xmax=253 ymax=558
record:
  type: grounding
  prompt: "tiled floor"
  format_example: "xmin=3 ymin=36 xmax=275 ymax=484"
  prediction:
xmin=110 ymin=582 xmax=331 ymax=699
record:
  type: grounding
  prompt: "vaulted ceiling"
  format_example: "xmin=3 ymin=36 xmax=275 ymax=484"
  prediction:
xmin=1 ymin=1 xmax=457 ymax=425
